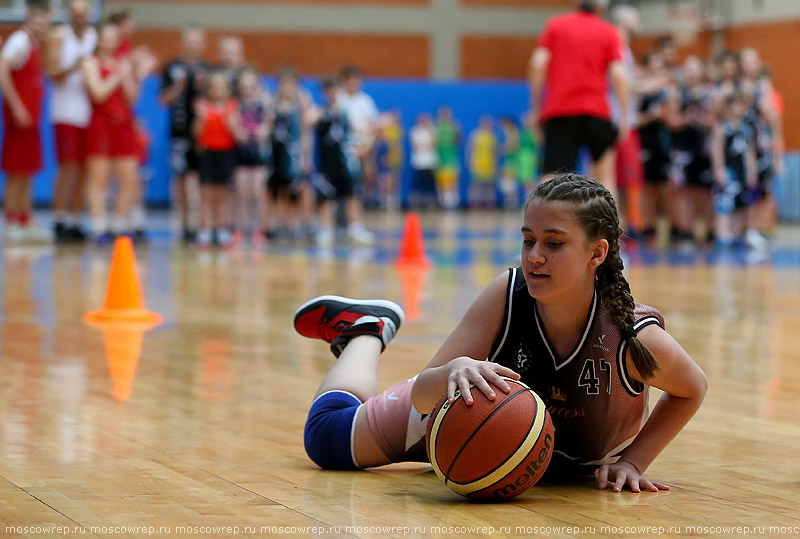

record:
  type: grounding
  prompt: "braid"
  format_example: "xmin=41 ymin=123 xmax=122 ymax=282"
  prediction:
xmin=528 ymin=174 xmax=660 ymax=379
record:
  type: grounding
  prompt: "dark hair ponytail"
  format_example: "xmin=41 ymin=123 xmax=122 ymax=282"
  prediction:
xmin=527 ymin=174 xmax=660 ymax=379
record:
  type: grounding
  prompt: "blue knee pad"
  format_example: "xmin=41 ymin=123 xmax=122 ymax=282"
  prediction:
xmin=304 ymin=390 xmax=362 ymax=470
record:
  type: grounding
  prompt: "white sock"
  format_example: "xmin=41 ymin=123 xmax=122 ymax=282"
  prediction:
xmin=130 ymin=204 xmax=147 ymax=229
xmin=111 ymin=216 xmax=127 ymax=234
xmin=66 ymin=213 xmax=82 ymax=227
xmin=90 ymin=217 xmax=107 ymax=235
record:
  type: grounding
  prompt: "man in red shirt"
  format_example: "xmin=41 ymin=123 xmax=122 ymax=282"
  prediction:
xmin=0 ymin=0 xmax=51 ymax=243
xmin=530 ymin=0 xmax=629 ymax=200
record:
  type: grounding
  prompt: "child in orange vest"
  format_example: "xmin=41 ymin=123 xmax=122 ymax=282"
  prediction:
xmin=193 ymin=71 xmax=241 ymax=247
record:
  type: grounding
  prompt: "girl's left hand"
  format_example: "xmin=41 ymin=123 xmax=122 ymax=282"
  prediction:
xmin=596 ymin=461 xmax=669 ymax=493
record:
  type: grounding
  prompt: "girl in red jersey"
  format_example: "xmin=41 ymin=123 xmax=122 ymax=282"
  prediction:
xmin=293 ymin=174 xmax=707 ymax=494
xmin=82 ymin=22 xmax=143 ymax=245
xmin=193 ymin=71 xmax=241 ymax=247
xmin=0 ymin=0 xmax=51 ymax=243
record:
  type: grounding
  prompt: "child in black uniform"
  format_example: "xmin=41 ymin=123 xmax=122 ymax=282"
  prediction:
xmin=710 ymin=92 xmax=758 ymax=247
xmin=294 ymin=174 xmax=707 ymax=493
xmin=312 ymin=76 xmax=363 ymax=246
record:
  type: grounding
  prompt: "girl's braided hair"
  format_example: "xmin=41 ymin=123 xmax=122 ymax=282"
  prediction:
xmin=526 ymin=173 xmax=659 ymax=378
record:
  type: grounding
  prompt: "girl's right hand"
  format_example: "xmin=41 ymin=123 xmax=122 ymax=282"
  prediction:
xmin=446 ymin=357 xmax=521 ymax=405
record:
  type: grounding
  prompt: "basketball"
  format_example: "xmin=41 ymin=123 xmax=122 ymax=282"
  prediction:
xmin=425 ymin=376 xmax=555 ymax=500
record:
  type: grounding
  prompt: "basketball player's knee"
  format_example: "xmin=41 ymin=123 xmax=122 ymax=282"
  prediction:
xmin=303 ymin=390 xmax=362 ymax=470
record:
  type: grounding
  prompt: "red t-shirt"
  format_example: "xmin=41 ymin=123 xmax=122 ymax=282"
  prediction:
xmin=198 ymin=99 xmax=237 ymax=151
xmin=538 ymin=11 xmax=622 ymax=121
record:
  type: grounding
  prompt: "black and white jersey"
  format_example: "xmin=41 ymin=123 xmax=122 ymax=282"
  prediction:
xmin=161 ymin=58 xmax=209 ymax=138
xmin=488 ymin=268 xmax=665 ymax=471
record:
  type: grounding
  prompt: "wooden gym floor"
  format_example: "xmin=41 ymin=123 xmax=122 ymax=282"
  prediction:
xmin=1 ymin=210 xmax=799 ymax=538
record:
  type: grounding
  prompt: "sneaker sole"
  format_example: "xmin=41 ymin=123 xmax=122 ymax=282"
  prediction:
xmin=294 ymin=295 xmax=406 ymax=328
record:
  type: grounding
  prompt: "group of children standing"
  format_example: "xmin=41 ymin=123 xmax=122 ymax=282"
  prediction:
xmin=621 ymin=37 xmax=783 ymax=249
xmin=2 ymin=2 xmax=158 ymax=245
xmin=162 ymin=30 xmax=377 ymax=249
xmin=407 ymin=108 xmax=540 ymax=211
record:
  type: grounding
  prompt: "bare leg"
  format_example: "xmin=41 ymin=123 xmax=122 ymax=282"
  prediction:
xmin=5 ymin=175 xmax=23 ymax=214
xmin=53 ymin=162 xmax=79 ymax=218
xmin=347 ymin=194 xmax=364 ymax=225
xmin=590 ymin=150 xmax=618 ymax=206
xmin=314 ymin=335 xmax=381 ymax=400
xmin=253 ymin=167 xmax=269 ymax=234
xmin=313 ymin=335 xmax=390 ymax=468
xmin=641 ymin=183 xmax=659 ymax=232
xmin=200 ymin=184 xmax=213 ymax=230
xmin=112 ymin=158 xmax=140 ymax=223
xmin=671 ymin=184 xmax=694 ymax=239
xmin=16 ymin=176 xmax=33 ymax=215
xmin=86 ymin=157 xmax=112 ymax=233
xmin=69 ymin=164 xmax=87 ymax=215
xmin=234 ymin=167 xmax=249 ymax=232
xmin=175 ymin=174 xmax=190 ymax=229
xmin=214 ymin=185 xmax=231 ymax=230
xmin=318 ymin=200 xmax=334 ymax=230
xmin=300 ymin=181 xmax=314 ymax=228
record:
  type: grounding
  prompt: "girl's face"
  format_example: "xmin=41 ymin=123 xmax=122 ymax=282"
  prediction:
xmin=99 ymin=25 xmax=120 ymax=55
xmin=239 ymin=73 xmax=260 ymax=100
xmin=278 ymin=76 xmax=297 ymax=100
xmin=521 ymin=200 xmax=608 ymax=303
xmin=740 ymin=49 xmax=761 ymax=78
xmin=647 ymin=53 xmax=665 ymax=73
xmin=721 ymin=57 xmax=739 ymax=80
xmin=208 ymin=75 xmax=230 ymax=101
xmin=683 ymin=57 xmax=704 ymax=84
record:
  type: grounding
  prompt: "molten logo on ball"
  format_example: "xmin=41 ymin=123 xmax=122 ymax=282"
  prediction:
xmin=425 ymin=377 xmax=555 ymax=500
xmin=492 ymin=433 xmax=553 ymax=498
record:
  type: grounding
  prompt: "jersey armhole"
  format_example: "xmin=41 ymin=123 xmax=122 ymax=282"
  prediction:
xmin=616 ymin=315 xmax=664 ymax=396
xmin=487 ymin=267 xmax=516 ymax=363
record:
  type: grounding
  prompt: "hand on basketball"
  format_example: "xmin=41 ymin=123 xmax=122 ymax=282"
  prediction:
xmin=446 ymin=357 xmax=520 ymax=406
xmin=596 ymin=461 xmax=669 ymax=493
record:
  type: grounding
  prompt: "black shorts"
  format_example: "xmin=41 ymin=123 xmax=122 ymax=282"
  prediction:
xmin=639 ymin=122 xmax=671 ymax=183
xmin=268 ymin=172 xmax=307 ymax=200
xmin=199 ymin=149 xmax=235 ymax=186
xmin=170 ymin=137 xmax=199 ymax=175
xmin=413 ymin=168 xmax=437 ymax=194
xmin=543 ymin=115 xmax=618 ymax=174
xmin=683 ymin=155 xmax=713 ymax=189
xmin=316 ymin=171 xmax=354 ymax=200
xmin=236 ymin=143 xmax=269 ymax=168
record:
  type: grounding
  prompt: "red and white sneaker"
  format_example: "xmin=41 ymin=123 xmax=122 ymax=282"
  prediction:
xmin=293 ymin=295 xmax=404 ymax=357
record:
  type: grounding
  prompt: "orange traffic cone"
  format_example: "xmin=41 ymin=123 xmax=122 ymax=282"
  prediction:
xmin=84 ymin=237 xmax=163 ymax=325
xmin=397 ymin=265 xmax=428 ymax=323
xmin=101 ymin=324 xmax=146 ymax=402
xmin=396 ymin=212 xmax=430 ymax=268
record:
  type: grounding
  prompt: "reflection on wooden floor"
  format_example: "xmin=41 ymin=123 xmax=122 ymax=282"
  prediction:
xmin=1 ymin=211 xmax=800 ymax=538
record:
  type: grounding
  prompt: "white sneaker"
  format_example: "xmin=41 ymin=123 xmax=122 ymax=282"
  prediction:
xmin=216 ymin=228 xmax=233 ymax=247
xmin=21 ymin=223 xmax=52 ymax=243
xmin=744 ymin=229 xmax=768 ymax=250
xmin=348 ymin=224 xmax=375 ymax=246
xmin=316 ymin=228 xmax=334 ymax=247
xmin=196 ymin=228 xmax=212 ymax=247
xmin=4 ymin=224 xmax=25 ymax=244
